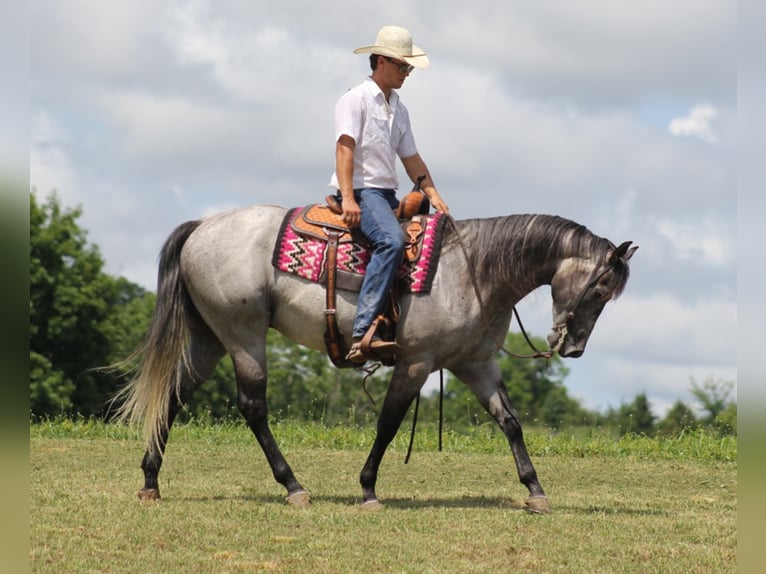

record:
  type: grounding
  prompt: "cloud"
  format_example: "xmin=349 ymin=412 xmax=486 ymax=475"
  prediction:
xmin=594 ymin=293 xmax=735 ymax=365
xmin=655 ymin=217 xmax=732 ymax=265
xmin=422 ymin=1 xmax=735 ymax=108
xmin=29 ymin=0 xmax=737 ymax=417
xmin=668 ymin=103 xmax=718 ymax=143
xmin=30 ymin=111 xmax=77 ymax=201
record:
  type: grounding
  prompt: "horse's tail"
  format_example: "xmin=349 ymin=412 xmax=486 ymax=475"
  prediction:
xmin=113 ymin=219 xmax=202 ymax=452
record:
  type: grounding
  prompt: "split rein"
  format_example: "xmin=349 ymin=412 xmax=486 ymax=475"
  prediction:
xmin=363 ymin=214 xmax=567 ymax=464
xmin=363 ymin=213 xmax=615 ymax=462
xmin=444 ymin=214 xmax=563 ymax=361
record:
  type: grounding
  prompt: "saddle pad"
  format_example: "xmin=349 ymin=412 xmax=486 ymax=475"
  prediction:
xmin=272 ymin=207 xmax=446 ymax=294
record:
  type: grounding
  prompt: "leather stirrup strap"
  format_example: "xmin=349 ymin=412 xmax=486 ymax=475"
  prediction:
xmin=359 ymin=316 xmax=383 ymax=357
xmin=323 ymin=231 xmax=350 ymax=366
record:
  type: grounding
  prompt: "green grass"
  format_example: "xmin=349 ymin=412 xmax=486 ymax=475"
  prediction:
xmin=30 ymin=420 xmax=736 ymax=573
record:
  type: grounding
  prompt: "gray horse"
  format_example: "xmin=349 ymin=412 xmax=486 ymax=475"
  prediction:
xmin=115 ymin=204 xmax=636 ymax=513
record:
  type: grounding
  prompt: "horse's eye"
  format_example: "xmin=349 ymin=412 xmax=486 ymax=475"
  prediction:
xmin=592 ymin=289 xmax=606 ymax=301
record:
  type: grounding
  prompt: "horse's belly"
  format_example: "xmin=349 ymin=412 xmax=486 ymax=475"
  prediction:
xmin=270 ymin=274 xmax=358 ymax=351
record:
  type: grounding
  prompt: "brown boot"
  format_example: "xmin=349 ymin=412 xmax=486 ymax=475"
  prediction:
xmin=345 ymin=342 xmax=368 ymax=364
xmin=345 ymin=337 xmax=400 ymax=363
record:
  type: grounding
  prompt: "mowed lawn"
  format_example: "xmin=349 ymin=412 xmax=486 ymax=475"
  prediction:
xmin=30 ymin=421 xmax=736 ymax=573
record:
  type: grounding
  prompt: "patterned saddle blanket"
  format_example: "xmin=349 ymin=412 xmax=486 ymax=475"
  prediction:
xmin=272 ymin=204 xmax=447 ymax=293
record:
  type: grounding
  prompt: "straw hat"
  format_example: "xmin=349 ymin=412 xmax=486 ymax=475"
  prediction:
xmin=353 ymin=25 xmax=430 ymax=69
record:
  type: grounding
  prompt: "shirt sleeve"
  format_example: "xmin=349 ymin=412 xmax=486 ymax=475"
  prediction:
xmin=334 ymin=90 xmax=364 ymax=144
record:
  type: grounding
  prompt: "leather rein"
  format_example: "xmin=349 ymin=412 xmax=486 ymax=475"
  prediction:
xmin=445 ymin=214 xmax=619 ymax=360
xmin=402 ymin=216 xmax=615 ymax=463
xmin=445 ymin=214 xmax=558 ymax=360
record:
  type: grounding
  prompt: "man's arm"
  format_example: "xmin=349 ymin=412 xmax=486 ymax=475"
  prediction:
xmin=336 ymin=135 xmax=361 ymax=227
xmin=401 ymin=153 xmax=450 ymax=214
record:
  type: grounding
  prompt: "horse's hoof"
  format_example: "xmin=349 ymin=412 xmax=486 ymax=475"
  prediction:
xmin=285 ymin=490 xmax=311 ymax=508
xmin=138 ymin=488 xmax=161 ymax=501
xmin=525 ymin=495 xmax=551 ymax=514
xmin=360 ymin=499 xmax=383 ymax=511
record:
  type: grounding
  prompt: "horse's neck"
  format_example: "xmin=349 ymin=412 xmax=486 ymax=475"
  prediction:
xmin=456 ymin=215 xmax=591 ymax=300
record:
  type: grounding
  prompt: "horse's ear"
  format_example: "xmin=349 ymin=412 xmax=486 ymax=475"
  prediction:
xmin=608 ymin=241 xmax=638 ymax=264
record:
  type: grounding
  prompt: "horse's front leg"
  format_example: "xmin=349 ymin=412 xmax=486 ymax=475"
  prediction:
xmin=359 ymin=364 xmax=426 ymax=507
xmin=452 ymin=361 xmax=551 ymax=514
xmin=233 ymin=348 xmax=309 ymax=507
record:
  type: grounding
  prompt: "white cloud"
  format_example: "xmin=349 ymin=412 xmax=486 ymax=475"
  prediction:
xmin=95 ymin=91 xmax=252 ymax=165
xmin=30 ymin=111 xmax=77 ymax=198
xmin=655 ymin=217 xmax=732 ymax=265
xmin=668 ymin=103 xmax=718 ymax=143
xmin=29 ymin=0 xmax=737 ymax=418
xmin=587 ymin=293 xmax=736 ymax=366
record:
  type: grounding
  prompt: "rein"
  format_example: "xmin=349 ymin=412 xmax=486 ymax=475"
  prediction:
xmin=400 ymin=214 xmax=614 ymax=463
xmin=444 ymin=215 xmax=561 ymax=360
xmin=403 ymin=214 xmax=556 ymax=463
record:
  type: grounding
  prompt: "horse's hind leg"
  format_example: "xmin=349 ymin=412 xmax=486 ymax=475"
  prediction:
xmin=452 ymin=361 xmax=551 ymax=514
xmin=231 ymin=344 xmax=309 ymax=507
xmin=139 ymin=322 xmax=225 ymax=500
xmin=359 ymin=364 xmax=428 ymax=507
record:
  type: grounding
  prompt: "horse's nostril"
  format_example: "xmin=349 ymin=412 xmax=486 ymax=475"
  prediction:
xmin=566 ymin=349 xmax=584 ymax=358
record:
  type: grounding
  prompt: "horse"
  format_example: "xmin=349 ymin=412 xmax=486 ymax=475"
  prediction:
xmin=115 ymin=204 xmax=636 ymax=513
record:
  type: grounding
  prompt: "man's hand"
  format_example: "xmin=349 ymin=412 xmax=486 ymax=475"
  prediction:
xmin=342 ymin=197 xmax=362 ymax=228
xmin=427 ymin=190 xmax=450 ymax=215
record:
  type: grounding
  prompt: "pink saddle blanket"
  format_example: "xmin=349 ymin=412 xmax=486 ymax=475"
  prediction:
xmin=272 ymin=207 xmax=446 ymax=293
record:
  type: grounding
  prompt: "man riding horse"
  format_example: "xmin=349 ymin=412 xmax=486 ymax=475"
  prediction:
xmin=328 ymin=25 xmax=450 ymax=363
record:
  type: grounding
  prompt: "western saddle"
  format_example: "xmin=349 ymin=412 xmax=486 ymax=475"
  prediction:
xmin=290 ymin=188 xmax=430 ymax=367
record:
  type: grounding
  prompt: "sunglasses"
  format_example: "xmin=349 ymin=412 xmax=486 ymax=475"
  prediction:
xmin=385 ymin=57 xmax=414 ymax=74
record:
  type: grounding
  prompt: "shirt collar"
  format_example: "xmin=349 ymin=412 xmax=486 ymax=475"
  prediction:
xmin=364 ymin=77 xmax=399 ymax=109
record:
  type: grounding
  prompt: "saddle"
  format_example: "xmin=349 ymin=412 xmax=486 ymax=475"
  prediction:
xmin=295 ymin=200 xmax=430 ymax=263
xmin=290 ymin=192 xmax=432 ymax=368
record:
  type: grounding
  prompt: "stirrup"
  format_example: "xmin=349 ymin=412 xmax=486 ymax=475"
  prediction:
xmin=345 ymin=343 xmax=368 ymax=364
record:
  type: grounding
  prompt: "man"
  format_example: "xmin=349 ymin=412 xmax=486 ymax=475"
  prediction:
xmin=329 ymin=25 xmax=450 ymax=363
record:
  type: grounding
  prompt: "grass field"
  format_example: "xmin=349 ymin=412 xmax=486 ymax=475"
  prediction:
xmin=30 ymin=419 xmax=737 ymax=573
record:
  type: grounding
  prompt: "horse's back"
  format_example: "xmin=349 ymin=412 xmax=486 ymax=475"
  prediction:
xmin=180 ymin=204 xmax=288 ymax=315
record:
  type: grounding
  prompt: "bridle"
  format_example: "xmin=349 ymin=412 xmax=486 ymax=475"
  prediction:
xmin=541 ymin=263 xmax=616 ymax=355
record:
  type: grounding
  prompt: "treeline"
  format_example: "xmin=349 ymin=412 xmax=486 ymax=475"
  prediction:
xmin=30 ymin=191 xmax=737 ymax=436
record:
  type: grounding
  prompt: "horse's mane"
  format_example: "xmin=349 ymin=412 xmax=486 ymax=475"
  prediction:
xmin=446 ymin=214 xmax=630 ymax=297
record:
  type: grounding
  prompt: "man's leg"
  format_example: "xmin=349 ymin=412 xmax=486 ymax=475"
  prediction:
xmin=347 ymin=189 xmax=405 ymax=361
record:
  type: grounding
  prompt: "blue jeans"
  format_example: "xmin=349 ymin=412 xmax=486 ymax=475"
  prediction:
xmin=352 ymin=188 xmax=405 ymax=339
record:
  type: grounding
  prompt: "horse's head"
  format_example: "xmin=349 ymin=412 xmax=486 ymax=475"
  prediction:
xmin=548 ymin=240 xmax=637 ymax=358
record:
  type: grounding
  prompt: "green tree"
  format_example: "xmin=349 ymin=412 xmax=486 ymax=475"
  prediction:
xmin=656 ymin=400 xmax=698 ymax=436
xmin=715 ymin=402 xmax=737 ymax=435
xmin=30 ymin=191 xmax=151 ymax=417
xmin=690 ymin=376 xmax=735 ymax=426
xmin=605 ymin=392 xmax=656 ymax=435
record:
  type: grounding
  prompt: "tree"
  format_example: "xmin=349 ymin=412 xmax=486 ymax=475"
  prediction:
xmin=656 ymin=400 xmax=698 ymax=436
xmin=715 ymin=402 xmax=737 ymax=435
xmin=690 ymin=376 xmax=735 ymax=426
xmin=605 ymin=392 xmax=656 ymax=436
xmin=30 ymin=191 xmax=152 ymax=417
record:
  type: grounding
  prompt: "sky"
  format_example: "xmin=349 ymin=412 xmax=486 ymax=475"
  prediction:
xmin=29 ymin=0 xmax=737 ymax=417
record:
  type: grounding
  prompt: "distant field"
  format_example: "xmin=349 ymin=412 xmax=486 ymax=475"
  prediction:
xmin=30 ymin=420 xmax=736 ymax=573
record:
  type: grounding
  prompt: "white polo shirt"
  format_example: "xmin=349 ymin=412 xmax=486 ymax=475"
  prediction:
xmin=329 ymin=77 xmax=418 ymax=191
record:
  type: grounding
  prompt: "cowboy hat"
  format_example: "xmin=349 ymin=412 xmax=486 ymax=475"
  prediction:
xmin=353 ymin=25 xmax=430 ymax=69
